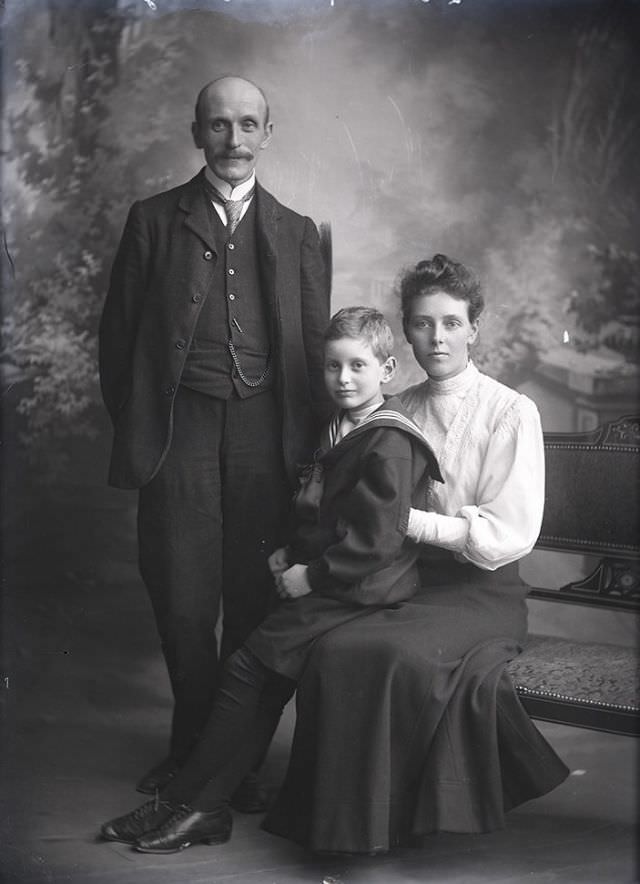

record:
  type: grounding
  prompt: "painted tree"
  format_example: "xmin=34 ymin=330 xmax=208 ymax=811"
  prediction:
xmin=2 ymin=1 xmax=188 ymax=465
xmin=3 ymin=0 xmax=125 ymax=459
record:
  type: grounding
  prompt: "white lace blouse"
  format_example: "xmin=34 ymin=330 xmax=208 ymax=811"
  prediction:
xmin=400 ymin=362 xmax=544 ymax=571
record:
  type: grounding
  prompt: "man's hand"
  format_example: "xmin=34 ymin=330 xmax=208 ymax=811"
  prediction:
xmin=276 ymin=564 xmax=312 ymax=600
xmin=268 ymin=547 xmax=290 ymax=579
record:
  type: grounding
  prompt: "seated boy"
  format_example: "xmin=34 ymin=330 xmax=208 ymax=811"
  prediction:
xmin=100 ymin=306 xmax=442 ymax=854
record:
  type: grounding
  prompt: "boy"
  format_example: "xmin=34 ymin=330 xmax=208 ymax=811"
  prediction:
xmin=100 ymin=307 xmax=442 ymax=854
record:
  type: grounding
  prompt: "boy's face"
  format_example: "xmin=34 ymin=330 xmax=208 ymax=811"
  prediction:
xmin=324 ymin=337 xmax=396 ymax=413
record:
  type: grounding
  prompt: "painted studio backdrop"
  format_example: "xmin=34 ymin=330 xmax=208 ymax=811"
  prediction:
xmin=4 ymin=0 xmax=640 ymax=424
xmin=1 ymin=0 xmax=639 ymax=848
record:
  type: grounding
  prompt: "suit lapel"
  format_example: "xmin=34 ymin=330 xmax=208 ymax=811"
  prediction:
xmin=179 ymin=170 xmax=217 ymax=252
xmin=179 ymin=175 xmax=282 ymax=259
xmin=255 ymin=183 xmax=282 ymax=312
xmin=255 ymin=182 xmax=281 ymax=258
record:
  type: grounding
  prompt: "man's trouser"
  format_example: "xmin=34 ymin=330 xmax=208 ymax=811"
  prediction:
xmin=137 ymin=385 xmax=289 ymax=763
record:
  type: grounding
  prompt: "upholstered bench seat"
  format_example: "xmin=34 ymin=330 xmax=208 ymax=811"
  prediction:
xmin=507 ymin=634 xmax=640 ymax=737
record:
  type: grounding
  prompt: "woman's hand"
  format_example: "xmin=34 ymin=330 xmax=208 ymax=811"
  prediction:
xmin=276 ymin=564 xmax=312 ymax=599
xmin=268 ymin=547 xmax=290 ymax=579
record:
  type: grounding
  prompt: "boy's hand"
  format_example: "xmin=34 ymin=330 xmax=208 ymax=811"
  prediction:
xmin=276 ymin=564 xmax=312 ymax=599
xmin=268 ymin=547 xmax=290 ymax=579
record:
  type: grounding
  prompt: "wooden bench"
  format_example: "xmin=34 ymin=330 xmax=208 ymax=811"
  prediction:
xmin=507 ymin=414 xmax=640 ymax=737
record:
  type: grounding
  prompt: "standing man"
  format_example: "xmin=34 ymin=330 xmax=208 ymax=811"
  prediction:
xmin=99 ymin=76 xmax=330 ymax=804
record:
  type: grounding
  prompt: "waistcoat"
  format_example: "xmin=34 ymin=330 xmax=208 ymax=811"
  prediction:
xmin=181 ymin=197 xmax=272 ymax=399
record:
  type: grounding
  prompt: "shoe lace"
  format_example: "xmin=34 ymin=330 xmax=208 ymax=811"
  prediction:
xmin=134 ymin=798 xmax=172 ymax=820
xmin=153 ymin=803 xmax=193 ymax=834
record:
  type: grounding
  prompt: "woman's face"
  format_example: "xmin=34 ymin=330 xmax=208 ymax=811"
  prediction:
xmin=405 ymin=290 xmax=478 ymax=381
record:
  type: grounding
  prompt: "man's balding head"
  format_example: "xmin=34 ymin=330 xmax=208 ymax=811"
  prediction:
xmin=194 ymin=77 xmax=270 ymax=128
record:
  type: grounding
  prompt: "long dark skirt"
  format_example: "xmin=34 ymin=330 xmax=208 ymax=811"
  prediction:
xmin=262 ymin=557 xmax=570 ymax=854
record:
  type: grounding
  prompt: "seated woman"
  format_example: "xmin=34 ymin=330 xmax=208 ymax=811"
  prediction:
xmin=261 ymin=253 xmax=569 ymax=854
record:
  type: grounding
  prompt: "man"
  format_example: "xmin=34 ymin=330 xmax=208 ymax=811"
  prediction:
xmin=99 ymin=76 xmax=330 ymax=804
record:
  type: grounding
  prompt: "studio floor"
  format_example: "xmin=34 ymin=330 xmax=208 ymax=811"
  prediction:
xmin=2 ymin=438 xmax=638 ymax=884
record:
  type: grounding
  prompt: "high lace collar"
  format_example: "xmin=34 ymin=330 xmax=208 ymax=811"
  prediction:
xmin=425 ymin=360 xmax=478 ymax=396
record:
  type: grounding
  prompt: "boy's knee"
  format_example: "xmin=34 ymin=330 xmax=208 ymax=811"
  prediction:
xmin=224 ymin=646 xmax=266 ymax=683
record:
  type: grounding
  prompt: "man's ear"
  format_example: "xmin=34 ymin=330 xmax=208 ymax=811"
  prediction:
xmin=381 ymin=356 xmax=397 ymax=384
xmin=260 ymin=121 xmax=274 ymax=151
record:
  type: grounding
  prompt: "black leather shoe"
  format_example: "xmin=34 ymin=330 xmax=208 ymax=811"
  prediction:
xmin=136 ymin=757 xmax=180 ymax=795
xmin=230 ymin=773 xmax=268 ymax=814
xmin=100 ymin=799 xmax=176 ymax=844
xmin=135 ymin=804 xmax=232 ymax=854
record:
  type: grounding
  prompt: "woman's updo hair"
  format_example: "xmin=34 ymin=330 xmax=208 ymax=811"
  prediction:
xmin=399 ymin=253 xmax=485 ymax=331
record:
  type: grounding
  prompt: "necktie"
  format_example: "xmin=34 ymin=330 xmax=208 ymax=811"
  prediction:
xmin=224 ymin=198 xmax=245 ymax=236
xmin=203 ymin=177 xmax=254 ymax=236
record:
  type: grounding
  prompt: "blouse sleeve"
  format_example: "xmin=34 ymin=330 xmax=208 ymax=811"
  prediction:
xmin=407 ymin=396 xmax=545 ymax=570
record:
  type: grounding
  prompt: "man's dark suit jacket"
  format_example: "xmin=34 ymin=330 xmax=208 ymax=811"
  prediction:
xmin=99 ymin=171 xmax=330 ymax=489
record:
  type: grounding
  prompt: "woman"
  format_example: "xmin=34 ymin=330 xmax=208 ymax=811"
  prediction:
xmin=262 ymin=253 xmax=569 ymax=854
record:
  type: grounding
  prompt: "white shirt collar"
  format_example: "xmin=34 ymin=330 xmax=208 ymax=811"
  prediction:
xmin=426 ymin=360 xmax=478 ymax=396
xmin=204 ymin=167 xmax=256 ymax=201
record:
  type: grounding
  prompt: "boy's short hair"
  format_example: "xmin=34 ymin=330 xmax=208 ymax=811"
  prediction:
xmin=324 ymin=306 xmax=394 ymax=362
